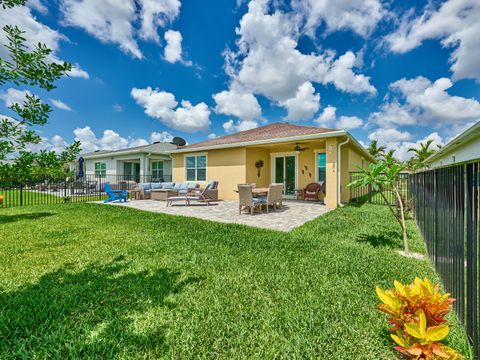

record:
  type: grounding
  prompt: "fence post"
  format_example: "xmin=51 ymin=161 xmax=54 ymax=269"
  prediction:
xmin=19 ymin=182 xmax=23 ymax=207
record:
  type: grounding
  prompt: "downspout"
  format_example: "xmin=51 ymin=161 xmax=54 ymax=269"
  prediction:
xmin=337 ymin=136 xmax=350 ymax=207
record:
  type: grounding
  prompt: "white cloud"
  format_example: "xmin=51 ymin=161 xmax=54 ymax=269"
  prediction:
xmin=315 ymin=105 xmax=363 ymax=130
xmin=315 ymin=105 xmax=337 ymax=127
xmin=368 ymin=128 xmax=443 ymax=161
xmin=368 ymin=128 xmax=412 ymax=145
xmin=223 ymin=119 xmax=258 ymax=133
xmin=0 ymin=5 xmax=89 ymax=79
xmin=291 ymin=0 xmax=385 ymax=38
xmin=60 ymin=0 xmax=181 ymax=59
xmin=131 ymin=87 xmax=211 ymax=132
xmin=164 ymin=30 xmax=191 ymax=65
xmin=27 ymin=0 xmax=48 ymax=14
xmin=368 ymin=100 xmax=417 ymax=129
xmin=0 ymin=88 xmax=30 ymax=107
xmin=323 ymin=51 xmax=377 ymax=95
xmin=337 ymin=116 xmax=363 ymax=130
xmin=26 ymin=134 xmax=68 ymax=153
xmin=390 ymin=76 xmax=480 ymax=123
xmin=74 ymin=126 xmax=153 ymax=153
xmin=150 ymin=131 xmax=174 ymax=143
xmin=213 ymin=89 xmax=261 ymax=121
xmin=222 ymin=0 xmax=376 ymax=118
xmin=112 ymin=104 xmax=123 ymax=112
xmin=280 ymin=82 xmax=320 ymax=121
xmin=386 ymin=0 xmax=480 ymax=81
xmin=139 ymin=0 xmax=181 ymax=42
xmin=51 ymin=99 xmax=72 ymax=111
xmin=208 ymin=133 xmax=217 ymax=139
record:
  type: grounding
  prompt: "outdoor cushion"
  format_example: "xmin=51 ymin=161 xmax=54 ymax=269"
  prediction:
xmin=187 ymin=182 xmax=197 ymax=190
xmin=174 ymin=183 xmax=183 ymax=190
xmin=138 ymin=183 xmax=151 ymax=191
xmin=163 ymin=182 xmax=175 ymax=189
xmin=151 ymin=183 xmax=163 ymax=190
xmin=179 ymin=183 xmax=189 ymax=190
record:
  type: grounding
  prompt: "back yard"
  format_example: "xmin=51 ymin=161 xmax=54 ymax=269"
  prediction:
xmin=0 ymin=203 xmax=472 ymax=359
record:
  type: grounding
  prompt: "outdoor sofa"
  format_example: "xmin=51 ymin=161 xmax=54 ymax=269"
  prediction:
xmin=135 ymin=182 xmax=218 ymax=201
xmin=166 ymin=180 xmax=219 ymax=206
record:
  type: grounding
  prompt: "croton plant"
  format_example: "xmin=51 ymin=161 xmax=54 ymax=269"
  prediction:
xmin=376 ymin=278 xmax=463 ymax=359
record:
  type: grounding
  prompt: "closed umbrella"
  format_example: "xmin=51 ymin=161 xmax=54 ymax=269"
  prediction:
xmin=77 ymin=157 xmax=84 ymax=178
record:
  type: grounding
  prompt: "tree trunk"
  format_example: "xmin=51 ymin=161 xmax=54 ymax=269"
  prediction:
xmin=393 ymin=185 xmax=409 ymax=255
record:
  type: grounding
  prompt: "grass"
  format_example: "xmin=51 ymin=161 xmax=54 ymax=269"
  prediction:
xmin=0 ymin=203 xmax=472 ymax=359
xmin=0 ymin=190 xmax=60 ymax=207
xmin=0 ymin=190 xmax=107 ymax=207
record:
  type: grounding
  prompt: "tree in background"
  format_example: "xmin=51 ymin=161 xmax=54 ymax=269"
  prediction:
xmin=0 ymin=0 xmax=81 ymax=177
xmin=367 ymin=140 xmax=386 ymax=160
xmin=406 ymin=140 xmax=437 ymax=171
xmin=348 ymin=161 xmax=410 ymax=255
xmin=382 ymin=149 xmax=398 ymax=165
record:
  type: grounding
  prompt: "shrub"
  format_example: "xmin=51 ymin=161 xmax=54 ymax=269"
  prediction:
xmin=376 ymin=278 xmax=463 ymax=359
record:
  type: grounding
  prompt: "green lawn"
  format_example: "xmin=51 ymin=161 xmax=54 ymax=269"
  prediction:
xmin=0 ymin=203 xmax=472 ymax=359
xmin=0 ymin=190 xmax=60 ymax=207
xmin=0 ymin=190 xmax=107 ymax=207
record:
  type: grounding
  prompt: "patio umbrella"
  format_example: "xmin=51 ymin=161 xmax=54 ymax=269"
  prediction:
xmin=77 ymin=157 xmax=84 ymax=178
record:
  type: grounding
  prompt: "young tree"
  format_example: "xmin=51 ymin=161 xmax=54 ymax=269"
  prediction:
xmin=0 ymin=0 xmax=81 ymax=173
xmin=367 ymin=140 xmax=386 ymax=160
xmin=348 ymin=161 xmax=410 ymax=255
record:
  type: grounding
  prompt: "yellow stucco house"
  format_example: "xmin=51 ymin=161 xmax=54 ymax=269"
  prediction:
xmin=170 ymin=123 xmax=374 ymax=209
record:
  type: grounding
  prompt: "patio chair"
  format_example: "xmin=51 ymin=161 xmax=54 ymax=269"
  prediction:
xmin=263 ymin=183 xmax=283 ymax=212
xmin=303 ymin=182 xmax=323 ymax=201
xmin=104 ymin=183 xmax=127 ymax=203
xmin=238 ymin=184 xmax=264 ymax=215
xmin=166 ymin=181 xmax=218 ymax=206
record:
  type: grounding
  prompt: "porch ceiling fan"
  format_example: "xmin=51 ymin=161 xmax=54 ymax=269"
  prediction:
xmin=293 ymin=142 xmax=310 ymax=151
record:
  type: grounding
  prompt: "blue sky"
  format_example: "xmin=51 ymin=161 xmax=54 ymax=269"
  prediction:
xmin=1 ymin=0 xmax=479 ymax=160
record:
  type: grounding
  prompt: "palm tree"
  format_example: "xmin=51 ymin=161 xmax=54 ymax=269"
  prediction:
xmin=367 ymin=140 xmax=386 ymax=160
xmin=383 ymin=149 xmax=397 ymax=165
xmin=348 ymin=161 xmax=410 ymax=254
xmin=408 ymin=139 xmax=436 ymax=170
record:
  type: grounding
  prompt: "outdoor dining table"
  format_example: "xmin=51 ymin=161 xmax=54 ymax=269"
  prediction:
xmin=252 ymin=187 xmax=269 ymax=195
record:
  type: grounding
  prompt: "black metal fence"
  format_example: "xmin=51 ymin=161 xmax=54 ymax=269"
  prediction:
xmin=0 ymin=174 xmax=172 ymax=208
xmin=349 ymin=172 xmax=409 ymax=205
xmin=410 ymin=162 xmax=479 ymax=357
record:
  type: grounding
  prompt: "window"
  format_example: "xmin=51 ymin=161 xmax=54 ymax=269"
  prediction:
xmin=317 ymin=153 xmax=326 ymax=182
xmin=95 ymin=162 xmax=106 ymax=178
xmin=186 ymin=155 xmax=206 ymax=181
xmin=152 ymin=161 xmax=164 ymax=179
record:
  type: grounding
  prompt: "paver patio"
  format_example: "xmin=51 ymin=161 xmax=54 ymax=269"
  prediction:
xmin=104 ymin=199 xmax=331 ymax=231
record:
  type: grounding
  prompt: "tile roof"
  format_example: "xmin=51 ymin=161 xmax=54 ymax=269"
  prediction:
xmin=182 ymin=122 xmax=339 ymax=150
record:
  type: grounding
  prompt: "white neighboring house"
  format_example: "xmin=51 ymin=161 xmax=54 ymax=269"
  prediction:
xmin=82 ymin=142 xmax=177 ymax=182
xmin=427 ymin=122 xmax=480 ymax=168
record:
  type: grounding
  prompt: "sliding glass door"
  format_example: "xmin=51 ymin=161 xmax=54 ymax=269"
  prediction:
xmin=274 ymin=155 xmax=296 ymax=196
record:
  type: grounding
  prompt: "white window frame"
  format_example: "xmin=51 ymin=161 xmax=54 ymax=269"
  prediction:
xmin=270 ymin=151 xmax=298 ymax=196
xmin=95 ymin=162 xmax=106 ymax=178
xmin=151 ymin=161 xmax=164 ymax=179
xmin=184 ymin=153 xmax=207 ymax=182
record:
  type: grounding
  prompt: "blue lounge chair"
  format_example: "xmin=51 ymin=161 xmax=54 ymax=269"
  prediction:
xmin=104 ymin=183 xmax=127 ymax=203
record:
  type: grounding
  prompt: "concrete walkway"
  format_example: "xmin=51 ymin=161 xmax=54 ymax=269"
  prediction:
xmin=104 ymin=199 xmax=330 ymax=232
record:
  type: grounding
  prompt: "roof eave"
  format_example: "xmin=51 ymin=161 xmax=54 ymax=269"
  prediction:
xmin=427 ymin=121 xmax=480 ymax=163
xmin=82 ymin=149 xmax=171 ymax=159
xmin=170 ymin=130 xmax=347 ymax=153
